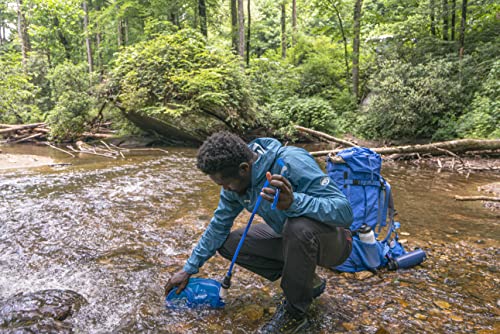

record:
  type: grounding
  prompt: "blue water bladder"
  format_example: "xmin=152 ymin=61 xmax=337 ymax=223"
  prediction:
xmin=165 ymin=278 xmax=225 ymax=309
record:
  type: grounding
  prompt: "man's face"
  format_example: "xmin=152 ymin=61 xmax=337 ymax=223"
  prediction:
xmin=209 ymin=164 xmax=251 ymax=195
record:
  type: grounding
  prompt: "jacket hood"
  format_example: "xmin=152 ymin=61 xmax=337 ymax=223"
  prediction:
xmin=248 ymin=138 xmax=283 ymax=188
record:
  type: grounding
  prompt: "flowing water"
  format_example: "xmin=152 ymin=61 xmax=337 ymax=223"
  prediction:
xmin=0 ymin=145 xmax=498 ymax=333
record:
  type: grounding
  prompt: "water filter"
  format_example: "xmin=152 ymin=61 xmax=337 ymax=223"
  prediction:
xmin=358 ymin=224 xmax=376 ymax=244
xmin=388 ymin=248 xmax=427 ymax=270
xmin=357 ymin=224 xmax=381 ymax=268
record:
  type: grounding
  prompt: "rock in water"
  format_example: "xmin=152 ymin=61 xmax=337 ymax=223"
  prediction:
xmin=0 ymin=289 xmax=87 ymax=332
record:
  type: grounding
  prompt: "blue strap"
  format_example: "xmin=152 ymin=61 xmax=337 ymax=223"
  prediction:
xmin=379 ymin=182 xmax=391 ymax=236
xmin=344 ymin=179 xmax=381 ymax=187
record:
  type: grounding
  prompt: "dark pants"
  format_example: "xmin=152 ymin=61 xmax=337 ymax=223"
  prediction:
xmin=217 ymin=217 xmax=352 ymax=317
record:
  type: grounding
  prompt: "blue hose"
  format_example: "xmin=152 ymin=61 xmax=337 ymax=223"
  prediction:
xmin=221 ymin=158 xmax=287 ymax=293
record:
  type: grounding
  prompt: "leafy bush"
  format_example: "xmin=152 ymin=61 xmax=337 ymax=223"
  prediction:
xmin=0 ymin=52 xmax=42 ymax=124
xmin=267 ymin=96 xmax=336 ymax=136
xmin=360 ymin=58 xmax=465 ymax=140
xmin=457 ymin=60 xmax=499 ymax=139
xmin=46 ymin=62 xmax=97 ymax=141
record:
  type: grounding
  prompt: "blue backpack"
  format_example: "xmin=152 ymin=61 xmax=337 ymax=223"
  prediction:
xmin=326 ymin=147 xmax=407 ymax=272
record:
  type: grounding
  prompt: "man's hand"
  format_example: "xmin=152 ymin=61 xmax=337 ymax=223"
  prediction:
xmin=164 ymin=269 xmax=191 ymax=297
xmin=260 ymin=171 xmax=294 ymax=210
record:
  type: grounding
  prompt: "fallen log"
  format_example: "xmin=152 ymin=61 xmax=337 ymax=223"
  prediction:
xmin=43 ymin=142 xmax=76 ymax=158
xmin=0 ymin=123 xmax=46 ymax=135
xmin=310 ymin=139 xmax=500 ymax=157
xmin=82 ymin=132 xmax=114 ymax=139
xmin=294 ymin=126 xmax=357 ymax=147
xmin=455 ymin=195 xmax=500 ymax=202
xmin=9 ymin=133 xmax=44 ymax=144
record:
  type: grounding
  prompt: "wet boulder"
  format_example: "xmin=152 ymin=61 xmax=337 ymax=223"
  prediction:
xmin=0 ymin=289 xmax=86 ymax=333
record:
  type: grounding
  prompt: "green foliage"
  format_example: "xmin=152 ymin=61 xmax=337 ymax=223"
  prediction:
xmin=109 ymin=28 xmax=255 ymax=132
xmin=360 ymin=58 xmax=465 ymax=140
xmin=0 ymin=52 xmax=41 ymax=124
xmin=46 ymin=61 xmax=97 ymax=141
xmin=268 ymin=96 xmax=336 ymax=134
xmin=457 ymin=60 xmax=500 ymax=139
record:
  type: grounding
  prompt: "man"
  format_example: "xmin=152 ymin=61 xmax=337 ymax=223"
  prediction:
xmin=165 ymin=132 xmax=353 ymax=333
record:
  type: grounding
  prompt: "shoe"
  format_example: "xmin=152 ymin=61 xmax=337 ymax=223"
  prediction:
xmin=312 ymin=274 xmax=326 ymax=299
xmin=260 ymin=299 xmax=309 ymax=333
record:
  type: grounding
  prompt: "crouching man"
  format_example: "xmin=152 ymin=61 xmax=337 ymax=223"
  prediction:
xmin=165 ymin=132 xmax=353 ymax=333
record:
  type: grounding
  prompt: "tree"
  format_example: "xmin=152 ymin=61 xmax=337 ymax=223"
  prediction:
xmin=83 ymin=1 xmax=93 ymax=73
xmin=459 ymin=0 xmax=467 ymax=56
xmin=246 ymin=0 xmax=250 ymax=65
xmin=292 ymin=0 xmax=296 ymax=46
xmin=442 ymin=0 xmax=449 ymax=40
xmin=237 ymin=0 xmax=244 ymax=57
xmin=352 ymin=0 xmax=363 ymax=100
xmin=198 ymin=0 xmax=207 ymax=37
xmin=430 ymin=0 xmax=436 ymax=36
xmin=280 ymin=1 xmax=286 ymax=59
xmin=231 ymin=0 xmax=237 ymax=52
xmin=451 ymin=0 xmax=456 ymax=40
xmin=16 ymin=0 xmax=30 ymax=67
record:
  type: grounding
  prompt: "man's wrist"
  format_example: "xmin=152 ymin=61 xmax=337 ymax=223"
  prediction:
xmin=183 ymin=263 xmax=199 ymax=275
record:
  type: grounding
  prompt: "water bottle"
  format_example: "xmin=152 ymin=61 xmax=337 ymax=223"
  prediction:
xmin=358 ymin=224 xmax=376 ymax=244
xmin=388 ymin=248 xmax=427 ymax=270
xmin=357 ymin=224 xmax=380 ymax=269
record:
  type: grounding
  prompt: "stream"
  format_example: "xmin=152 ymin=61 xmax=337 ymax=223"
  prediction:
xmin=0 ymin=144 xmax=498 ymax=333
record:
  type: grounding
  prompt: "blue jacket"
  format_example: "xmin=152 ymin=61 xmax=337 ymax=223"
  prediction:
xmin=184 ymin=138 xmax=353 ymax=274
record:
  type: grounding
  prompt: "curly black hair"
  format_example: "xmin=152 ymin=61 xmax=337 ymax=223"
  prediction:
xmin=196 ymin=131 xmax=254 ymax=176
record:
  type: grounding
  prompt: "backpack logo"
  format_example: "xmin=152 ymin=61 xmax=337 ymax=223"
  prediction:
xmin=320 ymin=176 xmax=330 ymax=186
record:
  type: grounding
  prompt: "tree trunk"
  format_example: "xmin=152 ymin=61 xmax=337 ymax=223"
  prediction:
xmin=281 ymin=2 xmax=286 ymax=59
xmin=330 ymin=1 xmax=350 ymax=82
xmin=198 ymin=0 xmax=207 ymax=37
xmin=451 ymin=0 xmax=456 ymax=40
xmin=16 ymin=0 xmax=30 ymax=67
xmin=237 ymin=0 xmax=245 ymax=57
xmin=430 ymin=0 xmax=436 ymax=36
xmin=231 ymin=0 xmax=238 ymax=53
xmin=124 ymin=18 xmax=129 ymax=45
xmin=309 ymin=139 xmax=500 ymax=157
xmin=352 ymin=0 xmax=363 ymax=100
xmin=117 ymin=19 xmax=124 ymax=47
xmin=94 ymin=1 xmax=103 ymax=80
xmin=246 ymin=0 xmax=251 ymax=66
xmin=442 ymin=0 xmax=449 ymax=40
xmin=292 ymin=0 xmax=296 ymax=46
xmin=83 ymin=1 xmax=93 ymax=73
xmin=295 ymin=126 xmax=357 ymax=147
xmin=459 ymin=0 xmax=467 ymax=56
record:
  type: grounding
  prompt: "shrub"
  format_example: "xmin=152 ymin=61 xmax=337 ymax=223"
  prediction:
xmin=267 ymin=96 xmax=336 ymax=137
xmin=0 ymin=52 xmax=41 ymax=124
xmin=46 ymin=62 xmax=97 ymax=141
xmin=360 ymin=58 xmax=464 ymax=140
xmin=457 ymin=60 xmax=499 ymax=139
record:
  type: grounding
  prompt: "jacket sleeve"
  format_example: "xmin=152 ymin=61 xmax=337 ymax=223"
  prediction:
xmin=183 ymin=190 xmax=243 ymax=274
xmin=282 ymin=149 xmax=353 ymax=228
